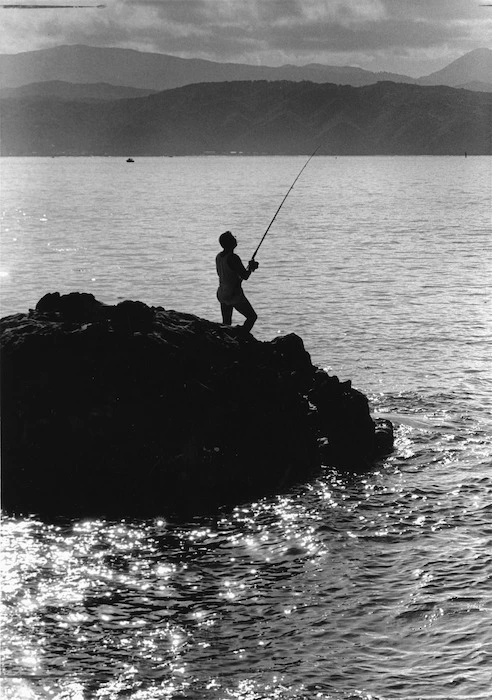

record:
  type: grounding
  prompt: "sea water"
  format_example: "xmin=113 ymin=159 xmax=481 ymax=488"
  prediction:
xmin=1 ymin=156 xmax=491 ymax=699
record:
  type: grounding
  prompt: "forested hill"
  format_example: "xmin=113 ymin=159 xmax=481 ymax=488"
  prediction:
xmin=1 ymin=80 xmax=490 ymax=156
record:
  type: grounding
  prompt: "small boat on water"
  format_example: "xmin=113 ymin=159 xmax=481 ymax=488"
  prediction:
xmin=126 ymin=158 xmax=134 ymax=163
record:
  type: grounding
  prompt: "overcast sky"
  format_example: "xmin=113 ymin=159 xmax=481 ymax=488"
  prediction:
xmin=1 ymin=0 xmax=490 ymax=77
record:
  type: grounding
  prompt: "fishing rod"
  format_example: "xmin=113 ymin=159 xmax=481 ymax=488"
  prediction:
xmin=251 ymin=144 xmax=322 ymax=261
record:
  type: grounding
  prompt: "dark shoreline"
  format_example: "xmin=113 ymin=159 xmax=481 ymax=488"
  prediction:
xmin=1 ymin=292 xmax=393 ymax=519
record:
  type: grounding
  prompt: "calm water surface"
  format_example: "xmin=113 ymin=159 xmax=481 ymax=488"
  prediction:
xmin=1 ymin=156 xmax=491 ymax=699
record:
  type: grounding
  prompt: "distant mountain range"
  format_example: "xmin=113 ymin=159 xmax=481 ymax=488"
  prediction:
xmin=1 ymin=80 xmax=490 ymax=156
xmin=0 ymin=45 xmax=491 ymax=95
xmin=1 ymin=46 xmax=490 ymax=156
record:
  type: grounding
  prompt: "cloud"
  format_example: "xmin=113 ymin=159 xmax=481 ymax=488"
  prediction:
xmin=123 ymin=0 xmax=387 ymax=31
xmin=0 ymin=0 xmax=490 ymax=76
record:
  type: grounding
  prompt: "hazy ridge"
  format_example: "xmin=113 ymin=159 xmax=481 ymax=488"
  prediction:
xmin=0 ymin=81 xmax=157 ymax=101
xmin=1 ymin=45 xmax=491 ymax=93
xmin=0 ymin=44 xmax=421 ymax=91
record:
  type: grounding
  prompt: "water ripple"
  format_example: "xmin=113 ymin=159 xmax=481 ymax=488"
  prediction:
xmin=1 ymin=156 xmax=491 ymax=699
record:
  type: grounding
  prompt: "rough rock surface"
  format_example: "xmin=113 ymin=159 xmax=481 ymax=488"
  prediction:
xmin=1 ymin=292 xmax=393 ymax=518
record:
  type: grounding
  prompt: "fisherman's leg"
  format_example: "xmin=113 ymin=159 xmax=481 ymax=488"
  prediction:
xmin=233 ymin=297 xmax=257 ymax=333
xmin=220 ymin=302 xmax=233 ymax=325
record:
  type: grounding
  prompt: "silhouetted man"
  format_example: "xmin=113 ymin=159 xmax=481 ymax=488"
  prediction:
xmin=216 ymin=230 xmax=259 ymax=333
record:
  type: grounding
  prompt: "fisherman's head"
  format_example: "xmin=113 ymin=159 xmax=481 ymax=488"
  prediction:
xmin=219 ymin=231 xmax=237 ymax=251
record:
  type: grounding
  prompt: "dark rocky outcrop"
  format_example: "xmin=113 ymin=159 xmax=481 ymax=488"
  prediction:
xmin=1 ymin=292 xmax=393 ymax=519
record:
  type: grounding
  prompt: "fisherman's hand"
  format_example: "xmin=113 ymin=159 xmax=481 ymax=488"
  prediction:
xmin=248 ymin=259 xmax=259 ymax=271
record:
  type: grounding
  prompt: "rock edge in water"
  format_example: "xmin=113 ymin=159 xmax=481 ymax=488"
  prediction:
xmin=1 ymin=292 xmax=394 ymax=518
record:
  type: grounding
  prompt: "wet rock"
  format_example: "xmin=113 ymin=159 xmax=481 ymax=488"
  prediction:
xmin=374 ymin=418 xmax=395 ymax=455
xmin=1 ymin=293 xmax=393 ymax=518
xmin=36 ymin=291 xmax=104 ymax=320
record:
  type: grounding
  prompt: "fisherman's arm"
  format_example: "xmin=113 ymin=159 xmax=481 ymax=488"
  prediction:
xmin=229 ymin=254 xmax=259 ymax=279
